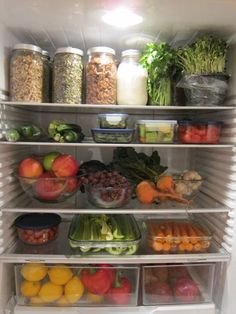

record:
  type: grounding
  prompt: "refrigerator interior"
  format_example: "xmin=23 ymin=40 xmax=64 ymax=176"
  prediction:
xmin=0 ymin=0 xmax=236 ymax=313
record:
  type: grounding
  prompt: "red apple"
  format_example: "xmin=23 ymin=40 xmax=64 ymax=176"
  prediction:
xmin=18 ymin=158 xmax=43 ymax=178
xmin=34 ymin=172 xmax=65 ymax=201
xmin=52 ymin=154 xmax=79 ymax=177
xmin=65 ymin=177 xmax=79 ymax=193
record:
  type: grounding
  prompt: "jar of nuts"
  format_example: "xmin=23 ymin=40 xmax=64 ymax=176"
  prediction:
xmin=42 ymin=50 xmax=52 ymax=103
xmin=53 ymin=47 xmax=83 ymax=104
xmin=10 ymin=44 xmax=43 ymax=102
xmin=86 ymin=47 xmax=117 ymax=104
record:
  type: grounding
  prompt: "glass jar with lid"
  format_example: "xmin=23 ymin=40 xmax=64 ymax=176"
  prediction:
xmin=10 ymin=44 xmax=43 ymax=102
xmin=42 ymin=50 xmax=51 ymax=103
xmin=53 ymin=47 xmax=83 ymax=104
xmin=86 ymin=47 xmax=117 ymax=104
xmin=117 ymin=49 xmax=148 ymax=106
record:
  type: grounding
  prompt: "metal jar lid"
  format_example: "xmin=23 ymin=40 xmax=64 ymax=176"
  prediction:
xmin=13 ymin=44 xmax=42 ymax=54
xmin=121 ymin=49 xmax=140 ymax=57
xmin=87 ymin=46 xmax=115 ymax=56
xmin=55 ymin=47 xmax=84 ymax=56
xmin=42 ymin=50 xmax=49 ymax=57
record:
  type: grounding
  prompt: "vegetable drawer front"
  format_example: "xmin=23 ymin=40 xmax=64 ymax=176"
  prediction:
xmin=142 ymin=263 xmax=215 ymax=306
xmin=15 ymin=264 xmax=140 ymax=307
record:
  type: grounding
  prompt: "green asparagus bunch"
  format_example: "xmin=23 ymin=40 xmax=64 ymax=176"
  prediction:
xmin=177 ymin=35 xmax=228 ymax=74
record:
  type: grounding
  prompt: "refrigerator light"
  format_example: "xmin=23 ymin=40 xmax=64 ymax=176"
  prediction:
xmin=102 ymin=7 xmax=143 ymax=28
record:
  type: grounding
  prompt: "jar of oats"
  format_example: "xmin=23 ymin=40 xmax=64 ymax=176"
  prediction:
xmin=10 ymin=44 xmax=43 ymax=102
xmin=53 ymin=47 xmax=83 ymax=104
xmin=86 ymin=47 xmax=117 ymax=104
xmin=42 ymin=50 xmax=52 ymax=103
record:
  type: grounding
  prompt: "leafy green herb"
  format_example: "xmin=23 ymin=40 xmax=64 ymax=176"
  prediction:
xmin=111 ymin=147 xmax=167 ymax=185
xmin=177 ymin=35 xmax=228 ymax=74
xmin=140 ymin=42 xmax=176 ymax=106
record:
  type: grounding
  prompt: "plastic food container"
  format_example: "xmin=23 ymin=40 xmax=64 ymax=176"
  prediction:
xmin=143 ymin=264 xmax=215 ymax=305
xmin=68 ymin=214 xmax=141 ymax=255
xmin=137 ymin=120 xmax=177 ymax=143
xmin=91 ymin=128 xmax=134 ymax=143
xmin=98 ymin=113 xmax=129 ymax=129
xmin=15 ymin=264 xmax=140 ymax=306
xmin=15 ymin=213 xmax=61 ymax=245
xmin=146 ymin=219 xmax=212 ymax=254
xmin=178 ymin=120 xmax=222 ymax=144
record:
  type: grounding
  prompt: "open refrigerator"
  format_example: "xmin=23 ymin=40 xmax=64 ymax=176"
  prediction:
xmin=0 ymin=0 xmax=236 ymax=313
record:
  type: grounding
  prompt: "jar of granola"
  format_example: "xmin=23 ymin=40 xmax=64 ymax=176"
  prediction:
xmin=53 ymin=47 xmax=83 ymax=104
xmin=86 ymin=47 xmax=117 ymax=104
xmin=42 ymin=50 xmax=52 ymax=103
xmin=10 ymin=44 xmax=43 ymax=102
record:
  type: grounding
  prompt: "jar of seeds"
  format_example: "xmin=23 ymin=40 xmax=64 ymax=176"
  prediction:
xmin=10 ymin=44 xmax=43 ymax=102
xmin=53 ymin=47 xmax=83 ymax=104
xmin=42 ymin=50 xmax=51 ymax=103
xmin=86 ymin=47 xmax=117 ymax=104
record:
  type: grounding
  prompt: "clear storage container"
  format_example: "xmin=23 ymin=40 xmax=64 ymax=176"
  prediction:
xmin=68 ymin=214 xmax=141 ymax=255
xmin=42 ymin=50 xmax=51 ymax=103
xmin=117 ymin=49 xmax=148 ymax=106
xmin=15 ymin=213 xmax=61 ymax=245
xmin=145 ymin=219 xmax=212 ymax=254
xmin=53 ymin=47 xmax=83 ymax=104
xmin=86 ymin=47 xmax=117 ymax=104
xmin=143 ymin=264 xmax=215 ymax=305
xmin=178 ymin=120 xmax=222 ymax=144
xmin=91 ymin=128 xmax=134 ymax=143
xmin=98 ymin=113 xmax=129 ymax=129
xmin=137 ymin=120 xmax=177 ymax=143
xmin=10 ymin=44 xmax=43 ymax=102
xmin=15 ymin=264 xmax=140 ymax=306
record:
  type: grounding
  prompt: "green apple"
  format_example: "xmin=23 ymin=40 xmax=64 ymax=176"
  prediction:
xmin=43 ymin=152 xmax=61 ymax=171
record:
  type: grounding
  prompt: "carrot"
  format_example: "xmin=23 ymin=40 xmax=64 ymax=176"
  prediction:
xmin=173 ymin=222 xmax=181 ymax=244
xmin=162 ymin=242 xmax=171 ymax=252
xmin=185 ymin=242 xmax=193 ymax=252
xmin=178 ymin=243 xmax=186 ymax=252
xmin=152 ymin=241 xmax=163 ymax=251
xmin=186 ymin=223 xmax=198 ymax=244
xmin=179 ymin=223 xmax=189 ymax=244
xmin=193 ymin=242 xmax=202 ymax=252
xmin=164 ymin=222 xmax=173 ymax=243
xmin=156 ymin=175 xmax=176 ymax=194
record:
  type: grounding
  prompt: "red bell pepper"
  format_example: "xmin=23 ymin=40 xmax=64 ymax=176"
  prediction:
xmin=99 ymin=264 xmax=116 ymax=286
xmin=81 ymin=264 xmax=114 ymax=295
xmin=107 ymin=272 xmax=132 ymax=305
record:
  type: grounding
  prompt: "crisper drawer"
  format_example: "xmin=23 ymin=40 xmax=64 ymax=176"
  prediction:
xmin=142 ymin=264 xmax=214 ymax=306
xmin=15 ymin=264 xmax=139 ymax=307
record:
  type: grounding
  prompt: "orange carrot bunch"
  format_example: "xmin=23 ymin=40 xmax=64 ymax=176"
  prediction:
xmin=136 ymin=176 xmax=190 ymax=205
xmin=147 ymin=220 xmax=211 ymax=254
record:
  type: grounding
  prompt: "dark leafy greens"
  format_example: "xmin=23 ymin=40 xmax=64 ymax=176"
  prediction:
xmin=111 ymin=147 xmax=167 ymax=185
xmin=140 ymin=42 xmax=176 ymax=106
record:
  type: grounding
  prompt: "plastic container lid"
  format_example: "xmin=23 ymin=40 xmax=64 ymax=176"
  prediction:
xmin=15 ymin=213 xmax=61 ymax=230
xmin=13 ymin=44 xmax=42 ymax=54
xmin=178 ymin=120 xmax=223 ymax=125
xmin=137 ymin=120 xmax=177 ymax=124
xmin=122 ymin=49 xmax=140 ymax=57
xmin=91 ymin=128 xmax=134 ymax=133
xmin=98 ymin=113 xmax=129 ymax=119
xmin=55 ymin=47 xmax=84 ymax=56
xmin=87 ymin=46 xmax=115 ymax=55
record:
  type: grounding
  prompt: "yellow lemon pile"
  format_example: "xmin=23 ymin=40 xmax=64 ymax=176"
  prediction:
xmin=20 ymin=263 xmax=84 ymax=306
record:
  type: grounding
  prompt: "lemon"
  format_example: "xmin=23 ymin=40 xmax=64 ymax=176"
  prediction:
xmin=21 ymin=280 xmax=41 ymax=297
xmin=48 ymin=265 xmax=73 ymax=285
xmin=30 ymin=296 xmax=45 ymax=305
xmin=39 ymin=282 xmax=63 ymax=303
xmin=87 ymin=292 xmax=104 ymax=304
xmin=21 ymin=263 xmax=47 ymax=282
xmin=64 ymin=276 xmax=84 ymax=304
xmin=56 ymin=295 xmax=70 ymax=306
